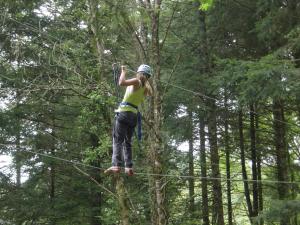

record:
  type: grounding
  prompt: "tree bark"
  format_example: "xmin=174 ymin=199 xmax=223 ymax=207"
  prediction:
xmin=87 ymin=0 xmax=105 ymax=79
xmin=224 ymin=94 xmax=233 ymax=225
xmin=297 ymin=94 xmax=300 ymax=121
xmin=249 ymin=103 xmax=258 ymax=217
xmin=116 ymin=176 xmax=130 ymax=225
xmin=207 ymin=99 xmax=224 ymax=225
xmin=238 ymin=110 xmax=254 ymax=222
xmin=255 ymin=112 xmax=264 ymax=225
xmin=199 ymin=115 xmax=210 ymax=225
xmin=195 ymin=3 xmax=224 ymax=224
xmin=15 ymin=126 xmax=21 ymax=188
xmin=15 ymin=91 xmax=21 ymax=188
xmin=188 ymin=109 xmax=195 ymax=215
xmin=149 ymin=1 xmax=167 ymax=224
xmin=273 ymin=98 xmax=289 ymax=197
xmin=272 ymin=98 xmax=290 ymax=225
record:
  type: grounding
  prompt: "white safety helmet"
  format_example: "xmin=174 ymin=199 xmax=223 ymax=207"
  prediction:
xmin=137 ymin=64 xmax=152 ymax=77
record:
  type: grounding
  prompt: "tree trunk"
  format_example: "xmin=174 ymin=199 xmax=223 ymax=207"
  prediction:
xmin=86 ymin=2 xmax=110 ymax=223
xmin=207 ymin=99 xmax=224 ymax=225
xmin=87 ymin=0 xmax=104 ymax=72
xmin=188 ymin=109 xmax=195 ymax=215
xmin=149 ymin=1 xmax=167 ymax=224
xmin=249 ymin=103 xmax=258 ymax=217
xmin=255 ymin=112 xmax=264 ymax=225
xmin=195 ymin=3 xmax=223 ymax=224
xmin=199 ymin=115 xmax=210 ymax=225
xmin=272 ymin=98 xmax=290 ymax=225
xmin=116 ymin=176 xmax=130 ymax=225
xmin=297 ymin=94 xmax=300 ymax=122
xmin=273 ymin=98 xmax=289 ymax=198
xmin=15 ymin=128 xmax=21 ymax=187
xmin=49 ymin=114 xmax=56 ymax=225
xmin=238 ymin=110 xmax=254 ymax=222
xmin=15 ymin=91 xmax=21 ymax=187
xmin=224 ymin=94 xmax=233 ymax=225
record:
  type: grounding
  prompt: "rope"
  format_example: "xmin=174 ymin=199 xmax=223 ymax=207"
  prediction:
xmin=112 ymin=63 xmax=121 ymax=100
xmin=2 ymin=144 xmax=299 ymax=185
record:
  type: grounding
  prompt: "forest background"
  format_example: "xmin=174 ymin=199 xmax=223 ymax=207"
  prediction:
xmin=0 ymin=0 xmax=300 ymax=225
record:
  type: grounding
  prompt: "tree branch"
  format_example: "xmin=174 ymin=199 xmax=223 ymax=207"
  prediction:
xmin=73 ymin=165 xmax=117 ymax=198
xmin=160 ymin=2 xmax=178 ymax=51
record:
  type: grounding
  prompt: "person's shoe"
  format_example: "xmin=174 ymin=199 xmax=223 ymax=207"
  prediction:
xmin=104 ymin=166 xmax=121 ymax=174
xmin=125 ymin=168 xmax=134 ymax=176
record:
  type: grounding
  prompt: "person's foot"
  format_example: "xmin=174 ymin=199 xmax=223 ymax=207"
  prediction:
xmin=104 ymin=166 xmax=121 ymax=174
xmin=125 ymin=168 xmax=134 ymax=176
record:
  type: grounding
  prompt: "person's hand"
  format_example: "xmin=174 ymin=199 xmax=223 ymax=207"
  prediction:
xmin=121 ymin=65 xmax=126 ymax=72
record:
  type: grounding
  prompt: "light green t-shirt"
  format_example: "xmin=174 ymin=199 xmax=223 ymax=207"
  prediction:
xmin=117 ymin=85 xmax=145 ymax=114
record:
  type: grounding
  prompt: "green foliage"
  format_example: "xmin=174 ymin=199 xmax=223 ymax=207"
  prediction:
xmin=1 ymin=0 xmax=300 ymax=224
xmin=254 ymin=200 xmax=300 ymax=224
xmin=199 ymin=0 xmax=214 ymax=11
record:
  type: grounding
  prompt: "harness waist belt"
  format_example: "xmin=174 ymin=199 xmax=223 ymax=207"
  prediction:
xmin=120 ymin=102 xmax=138 ymax=110
xmin=119 ymin=101 xmax=142 ymax=141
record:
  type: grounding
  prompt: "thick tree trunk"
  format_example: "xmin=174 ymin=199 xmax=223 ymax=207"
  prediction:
xmin=149 ymin=107 xmax=166 ymax=225
xmin=296 ymin=94 xmax=300 ymax=128
xmin=249 ymin=103 xmax=258 ymax=217
xmin=149 ymin=1 xmax=167 ymax=224
xmin=148 ymin=175 xmax=158 ymax=224
xmin=255 ymin=112 xmax=264 ymax=225
xmin=87 ymin=0 xmax=104 ymax=71
xmin=199 ymin=115 xmax=210 ymax=225
xmin=49 ymin=114 xmax=56 ymax=225
xmin=188 ymin=109 xmax=195 ymax=215
xmin=195 ymin=3 xmax=223 ymax=224
xmin=15 ymin=91 xmax=21 ymax=187
xmin=15 ymin=130 xmax=21 ymax=187
xmin=224 ymin=94 xmax=233 ymax=225
xmin=207 ymin=100 xmax=224 ymax=225
xmin=272 ymin=98 xmax=290 ymax=225
xmin=238 ymin=110 xmax=254 ymax=222
xmin=116 ymin=176 xmax=130 ymax=225
xmin=273 ymin=99 xmax=289 ymax=197
xmin=86 ymin=2 xmax=111 ymax=223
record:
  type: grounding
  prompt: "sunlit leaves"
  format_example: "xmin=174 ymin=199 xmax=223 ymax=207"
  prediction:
xmin=199 ymin=0 xmax=214 ymax=11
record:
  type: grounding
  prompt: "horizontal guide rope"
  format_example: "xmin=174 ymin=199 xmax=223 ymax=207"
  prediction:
xmin=1 ymin=144 xmax=298 ymax=185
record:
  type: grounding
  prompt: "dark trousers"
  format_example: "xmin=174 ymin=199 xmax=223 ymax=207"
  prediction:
xmin=112 ymin=111 xmax=137 ymax=168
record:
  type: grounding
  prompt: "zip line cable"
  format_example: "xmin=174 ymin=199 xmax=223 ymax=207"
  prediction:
xmin=1 ymin=144 xmax=299 ymax=185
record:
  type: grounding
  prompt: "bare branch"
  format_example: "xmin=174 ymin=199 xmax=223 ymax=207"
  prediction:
xmin=160 ymin=1 xmax=178 ymax=51
xmin=73 ymin=165 xmax=117 ymax=198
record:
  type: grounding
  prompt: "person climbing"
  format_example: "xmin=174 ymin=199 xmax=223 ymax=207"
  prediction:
xmin=105 ymin=64 xmax=153 ymax=176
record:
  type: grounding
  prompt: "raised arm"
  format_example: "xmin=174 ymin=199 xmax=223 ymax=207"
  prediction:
xmin=118 ymin=65 xmax=140 ymax=87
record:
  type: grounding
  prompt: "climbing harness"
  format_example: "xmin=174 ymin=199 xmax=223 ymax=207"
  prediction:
xmin=112 ymin=64 xmax=143 ymax=141
xmin=119 ymin=101 xmax=142 ymax=141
